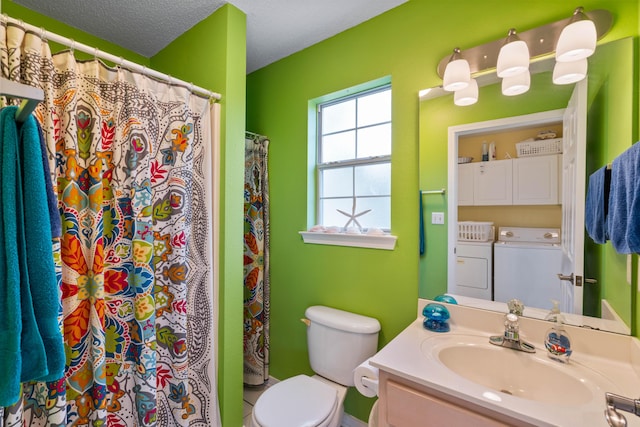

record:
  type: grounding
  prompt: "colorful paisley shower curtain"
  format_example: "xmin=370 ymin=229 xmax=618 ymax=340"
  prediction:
xmin=243 ymin=133 xmax=270 ymax=386
xmin=0 ymin=21 xmax=220 ymax=427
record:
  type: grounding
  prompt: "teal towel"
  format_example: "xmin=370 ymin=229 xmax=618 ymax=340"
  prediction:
xmin=0 ymin=107 xmax=26 ymax=406
xmin=36 ymin=120 xmax=62 ymax=239
xmin=18 ymin=113 xmax=65 ymax=382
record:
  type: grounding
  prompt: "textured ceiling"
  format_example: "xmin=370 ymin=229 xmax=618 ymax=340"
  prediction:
xmin=13 ymin=0 xmax=408 ymax=73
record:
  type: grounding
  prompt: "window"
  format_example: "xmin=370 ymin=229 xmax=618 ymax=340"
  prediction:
xmin=317 ymin=86 xmax=391 ymax=231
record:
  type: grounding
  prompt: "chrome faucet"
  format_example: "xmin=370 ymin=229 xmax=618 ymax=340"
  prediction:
xmin=605 ymin=392 xmax=640 ymax=427
xmin=489 ymin=312 xmax=536 ymax=353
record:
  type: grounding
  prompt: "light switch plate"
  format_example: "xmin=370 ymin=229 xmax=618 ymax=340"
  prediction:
xmin=432 ymin=212 xmax=445 ymax=225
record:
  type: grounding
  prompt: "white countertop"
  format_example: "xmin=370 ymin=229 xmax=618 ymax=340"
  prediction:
xmin=369 ymin=299 xmax=640 ymax=427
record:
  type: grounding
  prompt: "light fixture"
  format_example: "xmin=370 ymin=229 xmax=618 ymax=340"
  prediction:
xmin=555 ymin=7 xmax=597 ymax=62
xmin=454 ymin=78 xmax=478 ymax=106
xmin=442 ymin=48 xmax=470 ymax=92
xmin=552 ymin=58 xmax=588 ymax=84
xmin=496 ymin=29 xmax=530 ymax=78
xmin=432 ymin=8 xmax=612 ymax=106
xmin=502 ymin=71 xmax=530 ymax=96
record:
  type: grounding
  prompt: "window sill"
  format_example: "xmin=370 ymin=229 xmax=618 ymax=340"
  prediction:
xmin=299 ymin=231 xmax=397 ymax=250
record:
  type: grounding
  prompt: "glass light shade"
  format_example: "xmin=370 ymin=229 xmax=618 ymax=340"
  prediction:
xmin=497 ymin=40 xmax=530 ymax=78
xmin=502 ymin=71 xmax=530 ymax=96
xmin=555 ymin=19 xmax=597 ymax=62
xmin=553 ymin=58 xmax=588 ymax=85
xmin=443 ymin=58 xmax=470 ymax=92
xmin=454 ymin=78 xmax=478 ymax=106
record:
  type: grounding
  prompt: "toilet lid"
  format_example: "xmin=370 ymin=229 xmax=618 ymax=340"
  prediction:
xmin=254 ymin=375 xmax=338 ymax=427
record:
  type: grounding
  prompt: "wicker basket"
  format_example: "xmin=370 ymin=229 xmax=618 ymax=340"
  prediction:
xmin=457 ymin=221 xmax=494 ymax=242
xmin=516 ymin=137 xmax=562 ymax=157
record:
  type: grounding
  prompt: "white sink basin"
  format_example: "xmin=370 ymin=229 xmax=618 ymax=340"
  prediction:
xmin=421 ymin=334 xmax=616 ymax=405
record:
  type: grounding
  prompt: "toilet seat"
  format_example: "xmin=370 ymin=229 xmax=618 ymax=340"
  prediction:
xmin=253 ymin=375 xmax=339 ymax=427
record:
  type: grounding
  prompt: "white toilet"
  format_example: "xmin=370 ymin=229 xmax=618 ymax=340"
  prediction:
xmin=250 ymin=305 xmax=381 ymax=427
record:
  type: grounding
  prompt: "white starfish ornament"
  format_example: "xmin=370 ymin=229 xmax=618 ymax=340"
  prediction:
xmin=337 ymin=197 xmax=371 ymax=231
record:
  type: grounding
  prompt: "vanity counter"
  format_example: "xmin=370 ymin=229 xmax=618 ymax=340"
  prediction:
xmin=369 ymin=300 xmax=640 ymax=427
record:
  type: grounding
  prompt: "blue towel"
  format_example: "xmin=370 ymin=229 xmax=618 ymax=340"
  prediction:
xmin=18 ymin=113 xmax=65 ymax=383
xmin=0 ymin=107 xmax=65 ymax=406
xmin=607 ymin=142 xmax=640 ymax=253
xmin=36 ymin=120 xmax=62 ymax=239
xmin=0 ymin=107 xmax=23 ymax=406
xmin=585 ymin=166 xmax=611 ymax=244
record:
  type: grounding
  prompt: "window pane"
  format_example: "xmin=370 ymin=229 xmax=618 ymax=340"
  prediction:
xmin=357 ymin=123 xmax=391 ymax=158
xmin=321 ymin=167 xmax=353 ymax=198
xmin=355 ymin=163 xmax=390 ymax=196
xmin=322 ymin=99 xmax=355 ymax=134
xmin=357 ymin=90 xmax=391 ymax=127
xmin=321 ymin=130 xmax=355 ymax=163
xmin=355 ymin=196 xmax=390 ymax=230
xmin=320 ymin=197 xmax=353 ymax=227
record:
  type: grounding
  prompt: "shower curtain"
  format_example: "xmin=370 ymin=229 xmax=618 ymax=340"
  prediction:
xmin=0 ymin=22 xmax=220 ymax=427
xmin=243 ymin=133 xmax=270 ymax=386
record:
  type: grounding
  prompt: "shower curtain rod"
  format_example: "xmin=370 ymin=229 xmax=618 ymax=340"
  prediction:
xmin=2 ymin=14 xmax=222 ymax=102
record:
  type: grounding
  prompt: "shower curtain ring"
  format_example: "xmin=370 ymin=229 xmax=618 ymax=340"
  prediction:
xmin=40 ymin=27 xmax=47 ymax=41
xmin=188 ymin=82 xmax=194 ymax=93
xmin=0 ymin=14 xmax=7 ymax=25
xmin=70 ymin=39 xmax=75 ymax=54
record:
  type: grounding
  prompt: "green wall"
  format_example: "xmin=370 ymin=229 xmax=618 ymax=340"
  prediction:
xmin=246 ymin=1 xmax=639 ymax=422
xmin=3 ymin=2 xmax=247 ymax=426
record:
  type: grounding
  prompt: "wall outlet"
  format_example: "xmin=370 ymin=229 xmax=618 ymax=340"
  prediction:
xmin=432 ymin=212 xmax=445 ymax=225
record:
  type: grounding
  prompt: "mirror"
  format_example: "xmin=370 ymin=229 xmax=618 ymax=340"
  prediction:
xmin=419 ymin=38 xmax=635 ymax=334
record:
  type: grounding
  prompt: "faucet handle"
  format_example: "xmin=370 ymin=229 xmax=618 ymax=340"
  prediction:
xmin=504 ymin=313 xmax=520 ymax=341
xmin=507 ymin=299 xmax=524 ymax=316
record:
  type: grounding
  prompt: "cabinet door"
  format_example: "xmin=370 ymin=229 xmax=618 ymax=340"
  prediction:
xmin=473 ymin=159 xmax=512 ymax=205
xmin=384 ymin=380 xmax=511 ymax=427
xmin=513 ymin=154 xmax=560 ymax=205
xmin=457 ymin=163 xmax=475 ymax=206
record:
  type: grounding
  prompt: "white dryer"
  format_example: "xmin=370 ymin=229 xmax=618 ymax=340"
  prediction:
xmin=493 ymin=227 xmax=562 ymax=309
xmin=455 ymin=240 xmax=493 ymax=301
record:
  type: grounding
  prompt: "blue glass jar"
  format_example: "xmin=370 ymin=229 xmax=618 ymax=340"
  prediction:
xmin=422 ymin=303 xmax=450 ymax=332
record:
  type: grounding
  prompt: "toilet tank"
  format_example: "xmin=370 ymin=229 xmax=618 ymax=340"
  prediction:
xmin=305 ymin=306 xmax=381 ymax=386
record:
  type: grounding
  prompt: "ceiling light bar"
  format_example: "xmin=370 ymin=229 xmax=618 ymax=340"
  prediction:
xmin=436 ymin=9 xmax=612 ymax=79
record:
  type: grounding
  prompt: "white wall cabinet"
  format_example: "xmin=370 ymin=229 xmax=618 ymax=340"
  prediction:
xmin=474 ymin=159 xmax=513 ymax=205
xmin=457 ymin=155 xmax=560 ymax=206
xmin=457 ymin=163 xmax=475 ymax=206
xmin=513 ymin=154 xmax=560 ymax=205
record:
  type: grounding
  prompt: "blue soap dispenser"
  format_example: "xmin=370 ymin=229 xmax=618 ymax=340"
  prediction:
xmin=544 ymin=300 xmax=572 ymax=362
xmin=422 ymin=303 xmax=450 ymax=332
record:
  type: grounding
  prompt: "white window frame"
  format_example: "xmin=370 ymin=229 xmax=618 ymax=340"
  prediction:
xmin=316 ymin=85 xmax=392 ymax=231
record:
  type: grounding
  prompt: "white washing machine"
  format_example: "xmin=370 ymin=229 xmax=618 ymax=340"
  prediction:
xmin=454 ymin=240 xmax=493 ymax=301
xmin=493 ymin=227 xmax=562 ymax=309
